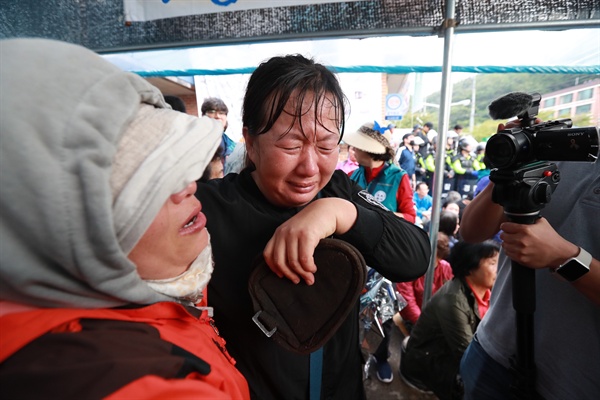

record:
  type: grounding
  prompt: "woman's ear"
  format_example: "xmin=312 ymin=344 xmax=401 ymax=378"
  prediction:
xmin=243 ymin=127 xmax=255 ymax=164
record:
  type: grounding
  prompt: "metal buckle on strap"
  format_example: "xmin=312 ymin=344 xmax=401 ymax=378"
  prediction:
xmin=252 ymin=310 xmax=277 ymax=337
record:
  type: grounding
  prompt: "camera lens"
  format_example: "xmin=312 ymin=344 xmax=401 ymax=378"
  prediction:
xmin=486 ymin=132 xmax=522 ymax=169
xmin=486 ymin=130 xmax=534 ymax=169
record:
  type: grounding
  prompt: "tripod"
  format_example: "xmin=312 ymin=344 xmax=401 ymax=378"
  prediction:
xmin=490 ymin=161 xmax=560 ymax=400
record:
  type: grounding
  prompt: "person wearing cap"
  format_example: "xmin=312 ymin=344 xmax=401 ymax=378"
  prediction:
xmin=441 ymin=131 xmax=459 ymax=194
xmin=412 ymin=136 xmax=427 ymax=185
xmin=394 ymin=132 xmax=413 ymax=164
xmin=423 ymin=121 xmax=438 ymax=143
xmin=412 ymin=124 xmax=430 ymax=159
xmin=450 ymin=138 xmax=481 ymax=198
xmin=422 ymin=137 xmax=437 ymax=188
xmin=195 ymin=55 xmax=431 ymax=399
xmin=473 ymin=141 xmax=490 ymax=180
xmin=0 ymin=38 xmax=249 ymax=399
xmin=344 ymin=122 xmax=417 ymax=224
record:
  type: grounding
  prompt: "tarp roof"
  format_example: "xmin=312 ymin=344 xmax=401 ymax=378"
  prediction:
xmin=1 ymin=0 xmax=599 ymax=54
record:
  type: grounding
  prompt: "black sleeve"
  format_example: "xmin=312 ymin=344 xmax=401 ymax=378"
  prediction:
xmin=324 ymin=170 xmax=431 ymax=282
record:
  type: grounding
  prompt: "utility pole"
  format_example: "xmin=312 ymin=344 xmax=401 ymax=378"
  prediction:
xmin=469 ymin=74 xmax=476 ymax=133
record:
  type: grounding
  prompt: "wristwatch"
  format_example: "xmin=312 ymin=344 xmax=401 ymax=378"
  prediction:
xmin=553 ymin=247 xmax=592 ymax=282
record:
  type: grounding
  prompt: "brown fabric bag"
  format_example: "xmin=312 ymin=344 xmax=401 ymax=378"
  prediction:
xmin=248 ymin=238 xmax=367 ymax=355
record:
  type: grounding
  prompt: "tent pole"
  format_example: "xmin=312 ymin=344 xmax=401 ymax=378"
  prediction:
xmin=422 ymin=0 xmax=457 ymax=307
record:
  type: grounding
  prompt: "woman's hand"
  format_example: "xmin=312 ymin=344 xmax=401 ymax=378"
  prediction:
xmin=263 ymin=198 xmax=357 ymax=285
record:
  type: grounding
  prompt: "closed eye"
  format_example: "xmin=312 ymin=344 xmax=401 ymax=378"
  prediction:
xmin=318 ymin=146 xmax=337 ymax=153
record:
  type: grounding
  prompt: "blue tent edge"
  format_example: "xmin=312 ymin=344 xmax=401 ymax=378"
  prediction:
xmin=134 ymin=65 xmax=600 ymax=77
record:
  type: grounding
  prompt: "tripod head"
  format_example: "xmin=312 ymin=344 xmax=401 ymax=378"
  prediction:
xmin=489 ymin=161 xmax=560 ymax=223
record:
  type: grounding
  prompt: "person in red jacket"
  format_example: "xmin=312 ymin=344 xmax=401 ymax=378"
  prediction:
xmin=396 ymin=232 xmax=454 ymax=329
xmin=0 ymin=38 xmax=249 ymax=400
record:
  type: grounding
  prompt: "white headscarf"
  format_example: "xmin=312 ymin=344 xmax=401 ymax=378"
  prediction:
xmin=0 ymin=38 xmax=222 ymax=308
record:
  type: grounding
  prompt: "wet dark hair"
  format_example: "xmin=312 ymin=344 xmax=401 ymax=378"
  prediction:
xmin=201 ymin=97 xmax=228 ymax=115
xmin=242 ymin=54 xmax=347 ymax=141
xmin=448 ymin=240 xmax=500 ymax=279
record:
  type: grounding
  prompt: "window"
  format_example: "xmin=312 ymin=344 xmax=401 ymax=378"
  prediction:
xmin=558 ymin=108 xmax=571 ymax=117
xmin=575 ymin=104 xmax=592 ymax=114
xmin=560 ymin=94 xmax=573 ymax=104
xmin=544 ymin=98 xmax=556 ymax=107
xmin=578 ymin=88 xmax=593 ymax=101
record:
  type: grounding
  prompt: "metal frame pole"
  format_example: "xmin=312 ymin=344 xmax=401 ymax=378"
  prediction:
xmin=422 ymin=0 xmax=457 ymax=306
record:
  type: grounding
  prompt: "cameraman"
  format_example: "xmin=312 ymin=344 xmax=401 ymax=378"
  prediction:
xmin=458 ymin=119 xmax=600 ymax=399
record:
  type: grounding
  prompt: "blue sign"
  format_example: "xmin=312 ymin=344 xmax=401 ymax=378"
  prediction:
xmin=385 ymin=94 xmax=404 ymax=120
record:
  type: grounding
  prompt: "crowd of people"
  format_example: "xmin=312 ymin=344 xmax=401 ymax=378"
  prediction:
xmin=334 ymin=120 xmax=597 ymax=399
xmin=1 ymin=38 xmax=598 ymax=400
xmin=385 ymin=122 xmax=489 ymax=201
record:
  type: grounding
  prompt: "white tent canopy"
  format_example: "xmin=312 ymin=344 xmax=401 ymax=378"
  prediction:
xmin=103 ymin=29 xmax=600 ymax=77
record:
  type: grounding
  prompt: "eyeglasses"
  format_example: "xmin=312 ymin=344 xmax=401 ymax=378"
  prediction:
xmin=205 ymin=110 xmax=228 ymax=117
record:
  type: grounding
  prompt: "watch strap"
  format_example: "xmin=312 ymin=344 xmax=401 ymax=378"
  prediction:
xmin=554 ymin=247 xmax=592 ymax=282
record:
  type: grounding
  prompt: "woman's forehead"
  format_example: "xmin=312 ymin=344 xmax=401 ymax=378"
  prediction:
xmin=275 ymin=100 xmax=341 ymax=139
xmin=283 ymin=89 xmax=338 ymax=114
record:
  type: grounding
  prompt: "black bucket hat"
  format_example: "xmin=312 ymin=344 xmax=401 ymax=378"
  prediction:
xmin=248 ymin=238 xmax=367 ymax=355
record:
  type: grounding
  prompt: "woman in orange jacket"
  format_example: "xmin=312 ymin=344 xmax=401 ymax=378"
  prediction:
xmin=0 ymin=38 xmax=249 ymax=400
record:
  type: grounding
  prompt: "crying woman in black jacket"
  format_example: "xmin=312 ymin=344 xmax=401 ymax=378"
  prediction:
xmin=196 ymin=54 xmax=431 ymax=400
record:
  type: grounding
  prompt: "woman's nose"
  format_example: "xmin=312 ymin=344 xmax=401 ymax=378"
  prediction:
xmin=298 ymin=146 xmax=319 ymax=175
xmin=171 ymin=181 xmax=197 ymax=203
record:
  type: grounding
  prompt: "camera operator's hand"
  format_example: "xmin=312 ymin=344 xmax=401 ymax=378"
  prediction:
xmin=500 ymin=217 xmax=600 ymax=305
xmin=499 ymin=217 xmax=578 ymax=269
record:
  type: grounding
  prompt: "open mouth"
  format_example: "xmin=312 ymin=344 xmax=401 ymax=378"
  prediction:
xmin=184 ymin=215 xmax=197 ymax=228
xmin=180 ymin=208 xmax=206 ymax=235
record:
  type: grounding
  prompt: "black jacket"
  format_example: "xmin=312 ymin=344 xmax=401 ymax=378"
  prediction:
xmin=401 ymin=278 xmax=481 ymax=400
xmin=197 ymin=169 xmax=431 ymax=400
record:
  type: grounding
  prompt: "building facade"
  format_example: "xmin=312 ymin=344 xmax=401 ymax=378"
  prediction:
xmin=541 ymin=78 xmax=600 ymax=126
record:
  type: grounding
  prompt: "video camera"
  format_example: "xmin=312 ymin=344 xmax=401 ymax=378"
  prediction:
xmin=485 ymin=92 xmax=599 ymax=170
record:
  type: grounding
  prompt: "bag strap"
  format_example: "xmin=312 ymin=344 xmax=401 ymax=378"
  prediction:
xmin=309 ymin=347 xmax=323 ymax=400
